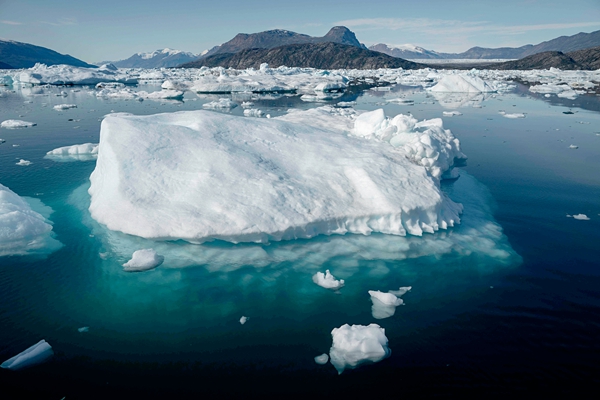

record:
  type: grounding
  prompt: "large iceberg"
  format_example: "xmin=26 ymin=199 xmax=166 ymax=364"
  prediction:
xmin=428 ymin=74 xmax=497 ymax=93
xmin=45 ymin=143 xmax=99 ymax=162
xmin=329 ymin=323 xmax=391 ymax=374
xmin=89 ymin=110 xmax=463 ymax=243
xmin=0 ymin=183 xmax=62 ymax=257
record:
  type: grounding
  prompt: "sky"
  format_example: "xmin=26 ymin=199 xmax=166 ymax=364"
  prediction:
xmin=1 ymin=0 xmax=599 ymax=63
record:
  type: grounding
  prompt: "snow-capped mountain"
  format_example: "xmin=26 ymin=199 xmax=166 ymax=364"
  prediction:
xmin=369 ymin=43 xmax=443 ymax=60
xmin=103 ymin=48 xmax=199 ymax=68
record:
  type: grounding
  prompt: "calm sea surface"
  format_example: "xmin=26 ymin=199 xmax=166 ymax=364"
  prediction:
xmin=1 ymin=82 xmax=599 ymax=398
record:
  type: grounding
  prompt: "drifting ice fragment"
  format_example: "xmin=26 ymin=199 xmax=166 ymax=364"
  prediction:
xmin=314 ymin=353 xmax=329 ymax=365
xmin=122 ymin=249 xmax=164 ymax=272
xmin=312 ymin=270 xmax=345 ymax=290
xmin=368 ymin=286 xmax=411 ymax=319
xmin=53 ymin=104 xmax=77 ymax=111
xmin=329 ymin=324 xmax=390 ymax=374
xmin=442 ymin=111 xmax=462 ymax=117
xmin=45 ymin=143 xmax=98 ymax=162
xmin=16 ymin=159 xmax=32 ymax=166
xmin=569 ymin=144 xmax=578 ymax=149
xmin=1 ymin=119 xmax=36 ymax=128
xmin=239 ymin=316 xmax=248 ymax=325
xmin=572 ymin=214 xmax=590 ymax=220
xmin=78 ymin=327 xmax=89 ymax=333
xmin=1 ymin=340 xmax=53 ymax=370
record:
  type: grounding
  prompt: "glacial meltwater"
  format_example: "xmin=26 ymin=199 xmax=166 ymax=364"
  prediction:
xmin=1 ymin=77 xmax=599 ymax=397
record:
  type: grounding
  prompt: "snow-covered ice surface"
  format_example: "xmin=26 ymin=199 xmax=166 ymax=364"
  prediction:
xmin=0 ymin=340 xmax=53 ymax=371
xmin=1 ymin=119 xmax=36 ymax=128
xmin=89 ymin=109 xmax=463 ymax=243
xmin=122 ymin=249 xmax=164 ymax=272
xmin=9 ymin=63 xmax=138 ymax=85
xmin=329 ymin=324 xmax=391 ymax=374
xmin=0 ymin=183 xmax=62 ymax=257
xmin=45 ymin=143 xmax=98 ymax=162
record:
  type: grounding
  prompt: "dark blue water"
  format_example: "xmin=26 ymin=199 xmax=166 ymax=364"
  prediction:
xmin=1 ymin=83 xmax=599 ymax=398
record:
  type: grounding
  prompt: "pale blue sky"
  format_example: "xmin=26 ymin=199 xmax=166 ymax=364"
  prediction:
xmin=1 ymin=0 xmax=599 ymax=63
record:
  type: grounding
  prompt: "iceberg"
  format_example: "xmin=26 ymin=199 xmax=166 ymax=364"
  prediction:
xmin=239 ymin=316 xmax=248 ymax=325
xmin=122 ymin=248 xmax=164 ymax=272
xmin=428 ymin=74 xmax=497 ymax=93
xmin=16 ymin=159 xmax=32 ymax=166
xmin=53 ymin=104 xmax=77 ymax=111
xmin=329 ymin=324 xmax=390 ymax=374
xmin=13 ymin=63 xmax=137 ymax=85
xmin=1 ymin=340 xmax=53 ymax=370
xmin=368 ymin=286 xmax=411 ymax=319
xmin=1 ymin=119 xmax=36 ymax=128
xmin=202 ymin=98 xmax=237 ymax=109
xmin=314 ymin=353 xmax=329 ymax=365
xmin=0 ymin=183 xmax=62 ymax=257
xmin=88 ymin=110 xmax=463 ymax=244
xmin=45 ymin=143 xmax=99 ymax=162
xmin=312 ymin=270 xmax=345 ymax=290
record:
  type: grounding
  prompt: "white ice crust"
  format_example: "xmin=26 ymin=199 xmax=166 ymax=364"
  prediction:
xmin=329 ymin=323 xmax=391 ymax=374
xmin=45 ymin=143 xmax=99 ymax=162
xmin=312 ymin=270 xmax=345 ymax=290
xmin=53 ymin=104 xmax=77 ymax=110
xmin=89 ymin=109 xmax=463 ymax=244
xmin=122 ymin=248 xmax=164 ymax=272
xmin=1 ymin=340 xmax=53 ymax=370
xmin=428 ymin=74 xmax=497 ymax=93
xmin=0 ymin=183 xmax=61 ymax=257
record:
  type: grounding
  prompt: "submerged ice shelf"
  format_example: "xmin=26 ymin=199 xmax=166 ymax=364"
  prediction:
xmin=89 ymin=108 xmax=464 ymax=244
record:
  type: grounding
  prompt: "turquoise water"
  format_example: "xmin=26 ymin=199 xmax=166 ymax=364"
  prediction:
xmin=1 ymin=83 xmax=599 ymax=397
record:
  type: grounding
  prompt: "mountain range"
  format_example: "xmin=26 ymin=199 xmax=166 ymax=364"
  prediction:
xmin=181 ymin=42 xmax=423 ymax=70
xmin=99 ymin=48 xmax=199 ymax=68
xmin=370 ymin=29 xmax=600 ymax=60
xmin=0 ymin=39 xmax=95 ymax=69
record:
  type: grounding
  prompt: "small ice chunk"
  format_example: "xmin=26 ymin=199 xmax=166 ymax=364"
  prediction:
xmin=502 ymin=113 xmax=526 ymax=119
xmin=122 ymin=248 xmax=164 ymax=272
xmin=241 ymin=101 xmax=254 ymax=108
xmin=572 ymin=214 xmax=590 ymax=220
xmin=243 ymin=108 xmax=264 ymax=117
xmin=239 ymin=316 xmax=248 ymax=325
xmin=369 ymin=287 xmax=411 ymax=319
xmin=16 ymin=159 xmax=32 ymax=166
xmin=329 ymin=323 xmax=390 ymax=374
xmin=53 ymin=104 xmax=77 ymax=111
xmin=202 ymin=98 xmax=237 ymax=109
xmin=45 ymin=143 xmax=98 ymax=162
xmin=314 ymin=353 xmax=329 ymax=365
xmin=569 ymin=144 xmax=578 ymax=149
xmin=78 ymin=326 xmax=89 ymax=333
xmin=442 ymin=111 xmax=462 ymax=117
xmin=312 ymin=270 xmax=345 ymax=290
xmin=1 ymin=340 xmax=53 ymax=370
xmin=1 ymin=119 xmax=36 ymax=128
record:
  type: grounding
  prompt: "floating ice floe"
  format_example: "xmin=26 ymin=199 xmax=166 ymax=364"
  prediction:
xmin=428 ymin=74 xmax=497 ymax=93
xmin=78 ymin=327 xmax=89 ymax=333
xmin=569 ymin=144 xmax=579 ymax=149
xmin=312 ymin=270 xmax=345 ymax=290
xmin=1 ymin=119 xmax=36 ymax=128
xmin=442 ymin=111 xmax=462 ymax=117
xmin=16 ymin=159 xmax=32 ymax=166
xmin=498 ymin=111 xmax=526 ymax=119
xmin=45 ymin=143 xmax=99 ymax=162
xmin=239 ymin=316 xmax=248 ymax=325
xmin=53 ymin=104 xmax=77 ymax=110
xmin=529 ymin=83 xmax=578 ymax=99
xmin=243 ymin=108 xmax=264 ymax=117
xmin=314 ymin=353 xmax=329 ymax=365
xmin=1 ymin=340 xmax=54 ymax=371
xmin=571 ymin=214 xmax=590 ymax=220
xmin=122 ymin=248 xmax=164 ymax=272
xmin=202 ymin=98 xmax=237 ymax=109
xmin=368 ymin=286 xmax=411 ymax=319
xmin=138 ymin=89 xmax=184 ymax=100
xmin=0 ymin=183 xmax=62 ymax=257
xmin=329 ymin=323 xmax=390 ymax=374
xmin=89 ymin=109 xmax=463 ymax=243
xmin=12 ymin=63 xmax=137 ymax=85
